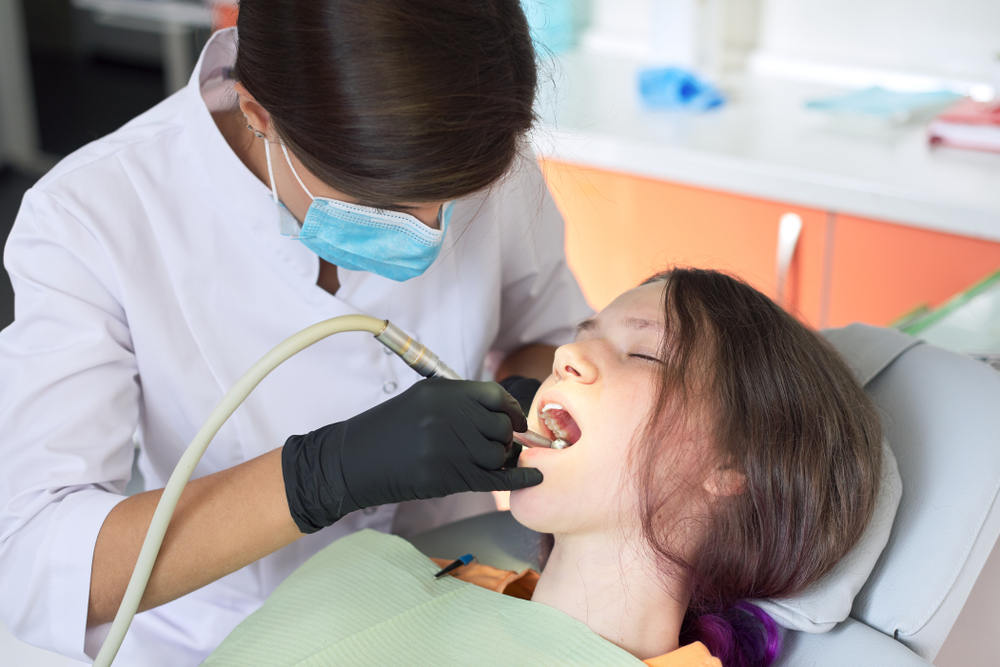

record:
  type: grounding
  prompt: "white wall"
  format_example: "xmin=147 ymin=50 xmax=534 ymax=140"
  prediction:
xmin=756 ymin=0 xmax=1000 ymax=86
xmin=583 ymin=0 xmax=1000 ymax=90
xmin=581 ymin=0 xmax=748 ymax=71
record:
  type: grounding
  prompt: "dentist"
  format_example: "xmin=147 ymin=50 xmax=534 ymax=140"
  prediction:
xmin=0 ymin=2 xmax=590 ymax=664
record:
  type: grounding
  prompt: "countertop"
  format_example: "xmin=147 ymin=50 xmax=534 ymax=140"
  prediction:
xmin=529 ymin=50 xmax=1000 ymax=242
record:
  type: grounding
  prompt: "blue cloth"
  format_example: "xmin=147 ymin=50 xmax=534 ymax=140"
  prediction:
xmin=638 ymin=67 xmax=725 ymax=111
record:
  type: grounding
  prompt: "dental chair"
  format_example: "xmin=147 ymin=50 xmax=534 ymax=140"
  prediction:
xmin=409 ymin=325 xmax=1000 ymax=666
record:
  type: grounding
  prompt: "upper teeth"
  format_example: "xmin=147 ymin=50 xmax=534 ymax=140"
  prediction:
xmin=540 ymin=403 xmax=572 ymax=442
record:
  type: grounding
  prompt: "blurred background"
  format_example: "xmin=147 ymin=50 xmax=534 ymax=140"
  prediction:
xmin=0 ymin=1 xmax=998 ymax=665
xmin=0 ymin=0 xmax=229 ymax=326
xmin=3 ymin=0 xmax=999 ymax=332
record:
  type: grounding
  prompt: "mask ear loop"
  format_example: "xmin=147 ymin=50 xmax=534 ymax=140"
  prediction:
xmin=280 ymin=143 xmax=316 ymax=201
xmin=265 ymin=139 xmax=303 ymax=238
xmin=263 ymin=139 xmax=280 ymax=205
xmin=439 ymin=201 xmax=454 ymax=230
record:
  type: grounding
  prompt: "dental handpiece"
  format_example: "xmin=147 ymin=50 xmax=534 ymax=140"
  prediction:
xmin=374 ymin=320 xmax=566 ymax=449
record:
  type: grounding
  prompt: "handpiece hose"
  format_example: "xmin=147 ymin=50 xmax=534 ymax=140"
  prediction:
xmin=96 ymin=316 xmax=549 ymax=666
xmin=95 ymin=315 xmax=390 ymax=666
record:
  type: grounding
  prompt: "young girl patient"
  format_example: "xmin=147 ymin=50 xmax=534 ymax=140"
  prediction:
xmin=208 ymin=268 xmax=882 ymax=666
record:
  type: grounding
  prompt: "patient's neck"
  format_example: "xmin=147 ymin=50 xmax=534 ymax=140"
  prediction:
xmin=531 ymin=531 xmax=688 ymax=660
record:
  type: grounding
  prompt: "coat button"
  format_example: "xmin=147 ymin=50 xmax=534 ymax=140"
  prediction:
xmin=383 ymin=380 xmax=398 ymax=394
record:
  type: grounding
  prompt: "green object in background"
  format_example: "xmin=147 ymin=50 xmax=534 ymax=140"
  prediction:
xmin=890 ymin=304 xmax=933 ymax=331
xmin=206 ymin=530 xmax=642 ymax=665
xmin=898 ymin=269 xmax=1000 ymax=360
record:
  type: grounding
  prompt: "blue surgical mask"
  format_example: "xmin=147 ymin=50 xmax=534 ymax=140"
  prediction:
xmin=264 ymin=140 xmax=451 ymax=282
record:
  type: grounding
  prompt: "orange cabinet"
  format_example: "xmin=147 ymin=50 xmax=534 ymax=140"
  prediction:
xmin=827 ymin=215 xmax=1000 ymax=327
xmin=541 ymin=159 xmax=829 ymax=326
xmin=540 ymin=159 xmax=1000 ymax=328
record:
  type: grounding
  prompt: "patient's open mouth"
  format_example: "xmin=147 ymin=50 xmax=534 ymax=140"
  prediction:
xmin=540 ymin=403 xmax=582 ymax=448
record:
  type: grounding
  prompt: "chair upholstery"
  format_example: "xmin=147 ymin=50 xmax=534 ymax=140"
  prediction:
xmin=848 ymin=331 xmax=1000 ymax=660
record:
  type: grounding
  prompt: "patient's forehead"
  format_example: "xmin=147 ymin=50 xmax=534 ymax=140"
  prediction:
xmin=575 ymin=282 xmax=666 ymax=341
xmin=600 ymin=282 xmax=666 ymax=325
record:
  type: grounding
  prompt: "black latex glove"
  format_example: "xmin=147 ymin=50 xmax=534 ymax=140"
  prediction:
xmin=498 ymin=375 xmax=542 ymax=417
xmin=282 ymin=378 xmax=543 ymax=534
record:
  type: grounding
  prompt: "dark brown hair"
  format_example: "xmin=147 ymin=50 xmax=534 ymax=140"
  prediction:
xmin=233 ymin=1 xmax=537 ymax=209
xmin=636 ymin=268 xmax=883 ymax=666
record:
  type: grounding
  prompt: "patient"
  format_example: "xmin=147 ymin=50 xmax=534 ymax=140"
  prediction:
xmin=210 ymin=268 xmax=883 ymax=667
xmin=491 ymin=268 xmax=881 ymax=665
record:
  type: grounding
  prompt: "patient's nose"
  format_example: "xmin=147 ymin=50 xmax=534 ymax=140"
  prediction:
xmin=553 ymin=343 xmax=597 ymax=383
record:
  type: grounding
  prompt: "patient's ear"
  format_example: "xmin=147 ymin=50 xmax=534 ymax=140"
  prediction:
xmin=703 ymin=465 xmax=746 ymax=497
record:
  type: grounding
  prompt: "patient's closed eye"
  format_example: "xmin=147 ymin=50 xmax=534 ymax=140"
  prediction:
xmin=628 ymin=353 xmax=662 ymax=364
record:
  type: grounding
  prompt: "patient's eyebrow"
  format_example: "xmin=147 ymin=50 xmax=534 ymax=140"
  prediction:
xmin=575 ymin=317 xmax=660 ymax=335
xmin=623 ymin=317 xmax=660 ymax=330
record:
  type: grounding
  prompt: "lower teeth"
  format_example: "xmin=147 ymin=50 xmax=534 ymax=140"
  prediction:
xmin=552 ymin=438 xmax=569 ymax=449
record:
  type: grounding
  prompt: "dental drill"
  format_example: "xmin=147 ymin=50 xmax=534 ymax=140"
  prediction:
xmin=374 ymin=321 xmax=567 ymax=450
xmin=95 ymin=315 xmax=560 ymax=667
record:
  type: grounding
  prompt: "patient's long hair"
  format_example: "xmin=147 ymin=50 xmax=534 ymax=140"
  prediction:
xmin=634 ymin=269 xmax=882 ymax=667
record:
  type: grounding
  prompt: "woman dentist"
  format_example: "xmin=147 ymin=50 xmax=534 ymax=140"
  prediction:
xmin=0 ymin=2 xmax=590 ymax=664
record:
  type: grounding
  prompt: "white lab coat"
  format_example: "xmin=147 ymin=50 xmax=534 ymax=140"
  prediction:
xmin=0 ymin=29 xmax=590 ymax=665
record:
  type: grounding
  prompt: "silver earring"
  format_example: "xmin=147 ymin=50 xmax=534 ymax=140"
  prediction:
xmin=246 ymin=123 xmax=265 ymax=139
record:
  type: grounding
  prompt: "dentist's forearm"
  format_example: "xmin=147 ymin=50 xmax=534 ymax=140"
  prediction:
xmin=496 ymin=343 xmax=556 ymax=383
xmin=87 ymin=447 xmax=301 ymax=627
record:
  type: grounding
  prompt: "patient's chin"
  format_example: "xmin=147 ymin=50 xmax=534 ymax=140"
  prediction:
xmin=509 ymin=486 xmax=554 ymax=533
xmin=509 ymin=486 xmax=581 ymax=535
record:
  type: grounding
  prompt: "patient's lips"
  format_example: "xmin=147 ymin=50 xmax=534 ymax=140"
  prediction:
xmin=539 ymin=403 xmax=582 ymax=447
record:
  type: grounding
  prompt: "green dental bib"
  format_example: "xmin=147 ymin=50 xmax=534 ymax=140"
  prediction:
xmin=205 ymin=530 xmax=641 ymax=665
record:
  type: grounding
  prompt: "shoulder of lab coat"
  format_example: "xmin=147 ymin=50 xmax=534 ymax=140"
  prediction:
xmin=487 ymin=152 xmax=592 ymax=358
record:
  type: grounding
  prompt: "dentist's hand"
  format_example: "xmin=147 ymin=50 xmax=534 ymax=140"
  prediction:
xmin=498 ymin=375 xmax=541 ymax=417
xmin=281 ymin=378 xmax=543 ymax=533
